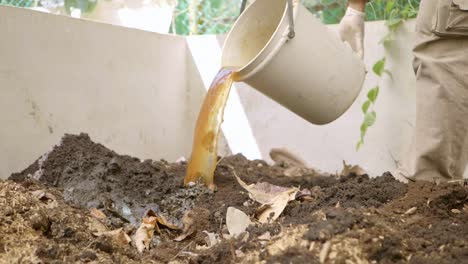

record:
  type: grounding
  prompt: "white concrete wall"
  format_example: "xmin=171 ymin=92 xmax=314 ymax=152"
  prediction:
xmin=0 ymin=6 xmax=190 ymax=178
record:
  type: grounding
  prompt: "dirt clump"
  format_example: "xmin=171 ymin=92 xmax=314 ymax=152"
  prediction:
xmin=0 ymin=180 xmax=140 ymax=263
xmin=3 ymin=133 xmax=468 ymax=263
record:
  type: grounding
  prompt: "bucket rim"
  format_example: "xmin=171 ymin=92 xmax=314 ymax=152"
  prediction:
xmin=221 ymin=0 xmax=299 ymax=80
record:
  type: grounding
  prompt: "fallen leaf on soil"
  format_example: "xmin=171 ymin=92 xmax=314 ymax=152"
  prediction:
xmin=134 ymin=211 xmax=158 ymax=253
xmin=270 ymin=148 xmax=307 ymax=167
xmin=269 ymin=148 xmax=307 ymax=167
xmin=234 ymin=171 xmax=298 ymax=205
xmin=90 ymin=208 xmax=106 ymax=219
xmin=226 ymin=207 xmax=251 ymax=237
xmin=174 ymin=211 xmax=195 ymax=242
xmin=31 ymin=190 xmax=58 ymax=209
xmin=296 ymin=189 xmax=312 ymax=199
xmin=233 ymin=171 xmax=298 ymax=223
xmin=94 ymin=228 xmax=131 ymax=247
xmin=340 ymin=161 xmax=366 ymax=177
xmin=257 ymin=189 xmax=297 ymax=223
xmin=88 ymin=217 xmax=108 ymax=233
xmin=269 ymin=148 xmax=325 ymax=178
xmin=451 ymin=209 xmax=461 ymax=214
xmin=156 ymin=212 xmax=183 ymax=230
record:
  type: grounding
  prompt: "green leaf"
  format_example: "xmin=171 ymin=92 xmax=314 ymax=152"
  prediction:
xmin=356 ymin=140 xmax=363 ymax=151
xmin=360 ymin=123 xmax=367 ymax=141
xmin=367 ymin=86 xmax=380 ymax=103
xmin=379 ymin=32 xmax=394 ymax=46
xmin=385 ymin=1 xmax=394 ymax=14
xmin=362 ymin=100 xmax=371 ymax=114
xmin=407 ymin=8 xmax=418 ymax=19
xmin=383 ymin=69 xmax=393 ymax=80
xmin=364 ymin=111 xmax=377 ymax=127
xmin=386 ymin=17 xmax=403 ymax=31
xmin=372 ymin=58 xmax=386 ymax=77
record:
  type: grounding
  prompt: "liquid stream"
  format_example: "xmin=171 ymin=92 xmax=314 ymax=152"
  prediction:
xmin=184 ymin=68 xmax=238 ymax=189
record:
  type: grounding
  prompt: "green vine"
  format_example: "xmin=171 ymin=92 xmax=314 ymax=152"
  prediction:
xmin=356 ymin=0 xmax=419 ymax=150
xmin=356 ymin=57 xmax=388 ymax=150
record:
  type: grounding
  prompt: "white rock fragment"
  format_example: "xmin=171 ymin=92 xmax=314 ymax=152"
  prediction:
xmin=226 ymin=207 xmax=251 ymax=237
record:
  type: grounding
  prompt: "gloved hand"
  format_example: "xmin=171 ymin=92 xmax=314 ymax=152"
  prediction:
xmin=338 ymin=6 xmax=365 ymax=59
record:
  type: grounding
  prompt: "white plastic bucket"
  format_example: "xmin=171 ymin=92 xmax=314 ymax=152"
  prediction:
xmin=221 ymin=0 xmax=366 ymax=125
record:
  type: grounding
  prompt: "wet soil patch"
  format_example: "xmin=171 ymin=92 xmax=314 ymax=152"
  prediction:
xmin=4 ymin=133 xmax=468 ymax=263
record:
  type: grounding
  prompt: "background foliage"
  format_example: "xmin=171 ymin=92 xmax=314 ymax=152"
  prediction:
xmin=1 ymin=0 xmax=420 ymax=34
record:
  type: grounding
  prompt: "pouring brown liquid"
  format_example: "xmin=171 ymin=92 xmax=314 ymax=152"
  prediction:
xmin=184 ymin=68 xmax=238 ymax=189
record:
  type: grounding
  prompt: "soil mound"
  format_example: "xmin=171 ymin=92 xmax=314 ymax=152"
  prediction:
xmin=3 ymin=133 xmax=467 ymax=263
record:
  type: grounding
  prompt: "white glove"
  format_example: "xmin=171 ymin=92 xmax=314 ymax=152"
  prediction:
xmin=338 ymin=6 xmax=365 ymax=59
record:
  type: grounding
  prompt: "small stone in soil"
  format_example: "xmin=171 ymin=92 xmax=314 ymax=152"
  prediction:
xmin=80 ymin=250 xmax=98 ymax=261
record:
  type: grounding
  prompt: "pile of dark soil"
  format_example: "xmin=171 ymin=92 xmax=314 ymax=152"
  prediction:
xmin=2 ymin=133 xmax=467 ymax=263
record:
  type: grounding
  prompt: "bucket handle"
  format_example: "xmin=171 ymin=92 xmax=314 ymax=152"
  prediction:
xmin=239 ymin=0 xmax=295 ymax=39
xmin=286 ymin=0 xmax=295 ymax=39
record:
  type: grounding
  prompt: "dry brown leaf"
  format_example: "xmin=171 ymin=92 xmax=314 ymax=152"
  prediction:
xmin=174 ymin=211 xmax=195 ymax=242
xmin=174 ymin=230 xmax=194 ymax=242
xmin=269 ymin=148 xmax=329 ymax=178
xmin=257 ymin=189 xmax=297 ymax=224
xmin=31 ymin=190 xmax=47 ymax=199
xmin=234 ymin=172 xmax=297 ymax=205
xmin=233 ymin=171 xmax=298 ymax=223
xmin=88 ymin=217 xmax=108 ymax=233
xmin=296 ymin=189 xmax=312 ymax=199
xmin=269 ymin=148 xmax=308 ymax=167
xmin=94 ymin=228 xmax=131 ymax=247
xmin=90 ymin=208 xmax=106 ymax=219
xmin=134 ymin=211 xmax=158 ymax=253
xmin=156 ymin=212 xmax=182 ymax=230
xmin=340 ymin=161 xmax=366 ymax=177
xmin=31 ymin=190 xmax=58 ymax=209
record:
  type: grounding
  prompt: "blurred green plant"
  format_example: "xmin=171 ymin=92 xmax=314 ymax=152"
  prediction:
xmin=302 ymin=0 xmax=420 ymax=25
xmin=356 ymin=57 xmax=388 ymax=150
xmin=169 ymin=0 xmax=420 ymax=35
xmin=1 ymin=0 xmax=420 ymax=34
xmin=171 ymin=0 xmax=242 ymax=35
xmin=64 ymin=0 xmax=97 ymax=15
xmin=0 ymin=0 xmax=97 ymax=14
xmin=0 ymin=0 xmax=37 ymax=7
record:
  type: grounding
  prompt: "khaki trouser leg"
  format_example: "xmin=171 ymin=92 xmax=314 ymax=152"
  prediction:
xmin=406 ymin=0 xmax=468 ymax=181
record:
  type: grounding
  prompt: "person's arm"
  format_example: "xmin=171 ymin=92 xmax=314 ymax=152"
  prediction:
xmin=338 ymin=0 xmax=367 ymax=59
